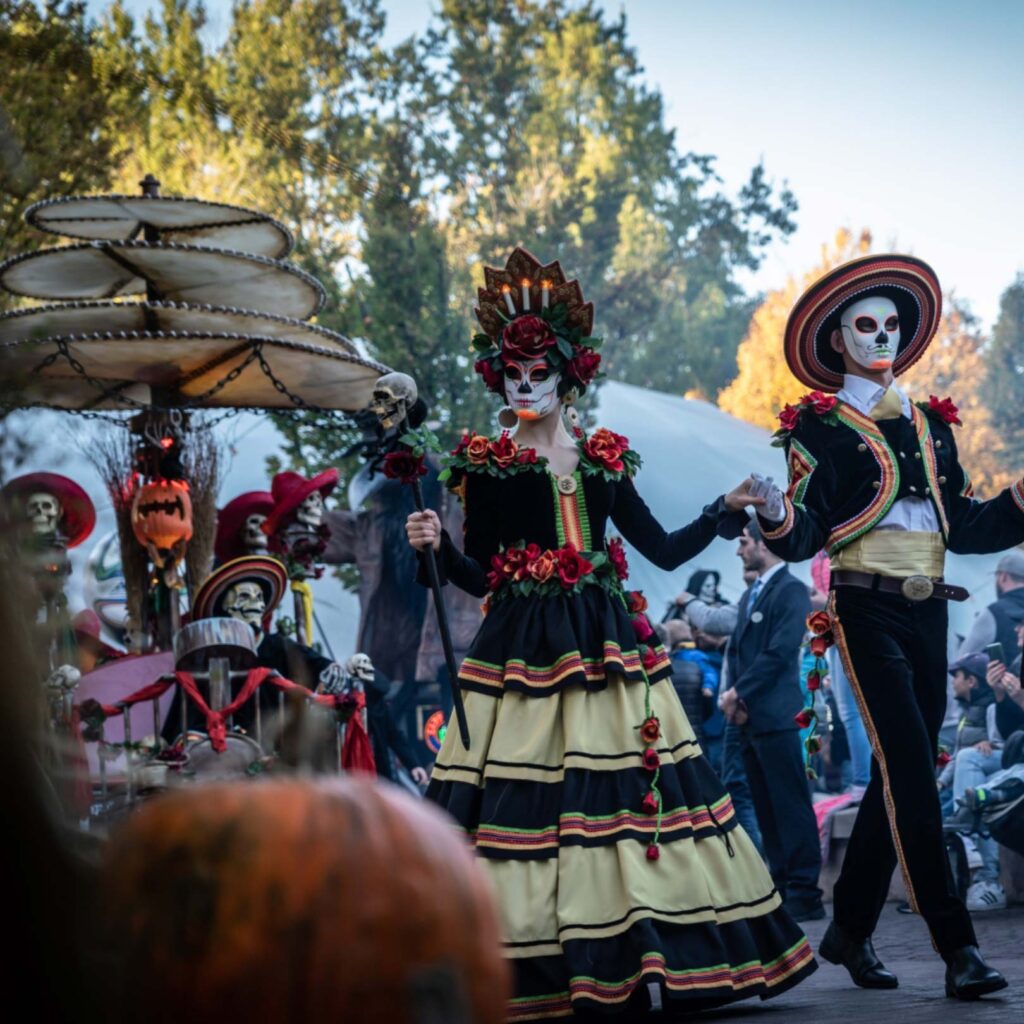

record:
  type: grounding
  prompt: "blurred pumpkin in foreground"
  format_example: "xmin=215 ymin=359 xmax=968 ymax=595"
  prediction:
xmin=100 ymin=778 xmax=509 ymax=1024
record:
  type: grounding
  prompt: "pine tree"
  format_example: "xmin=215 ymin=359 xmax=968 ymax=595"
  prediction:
xmin=986 ymin=275 xmax=1024 ymax=469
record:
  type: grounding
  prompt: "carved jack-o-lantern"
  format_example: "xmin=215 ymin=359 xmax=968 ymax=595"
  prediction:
xmin=131 ymin=479 xmax=193 ymax=552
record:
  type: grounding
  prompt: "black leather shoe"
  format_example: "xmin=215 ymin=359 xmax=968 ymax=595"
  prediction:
xmin=819 ymin=921 xmax=899 ymax=989
xmin=944 ymin=945 xmax=1008 ymax=1000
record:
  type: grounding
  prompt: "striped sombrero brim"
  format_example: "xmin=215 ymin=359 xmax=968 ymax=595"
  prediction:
xmin=784 ymin=254 xmax=941 ymax=393
xmin=192 ymin=555 xmax=288 ymax=622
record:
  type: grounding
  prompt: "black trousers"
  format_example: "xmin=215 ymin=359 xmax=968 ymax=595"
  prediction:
xmin=739 ymin=726 xmax=823 ymax=906
xmin=831 ymin=587 xmax=976 ymax=956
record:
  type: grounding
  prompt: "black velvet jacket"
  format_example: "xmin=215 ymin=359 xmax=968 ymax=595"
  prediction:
xmin=758 ymin=399 xmax=1024 ymax=562
xmin=430 ymin=463 xmax=731 ymax=598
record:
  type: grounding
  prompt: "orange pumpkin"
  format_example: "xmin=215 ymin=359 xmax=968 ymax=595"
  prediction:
xmin=131 ymin=478 xmax=193 ymax=551
xmin=99 ymin=778 xmax=510 ymax=1023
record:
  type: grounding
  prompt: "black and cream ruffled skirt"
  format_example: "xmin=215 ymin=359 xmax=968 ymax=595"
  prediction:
xmin=427 ymin=588 xmax=815 ymax=1020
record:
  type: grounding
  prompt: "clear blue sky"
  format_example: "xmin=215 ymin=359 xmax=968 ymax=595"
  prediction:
xmin=92 ymin=0 xmax=1024 ymax=328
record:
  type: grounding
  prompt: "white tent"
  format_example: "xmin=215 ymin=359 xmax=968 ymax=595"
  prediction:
xmin=3 ymin=380 xmax=1011 ymax=656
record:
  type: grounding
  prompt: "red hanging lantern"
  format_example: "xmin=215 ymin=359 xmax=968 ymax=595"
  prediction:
xmin=131 ymin=478 xmax=193 ymax=553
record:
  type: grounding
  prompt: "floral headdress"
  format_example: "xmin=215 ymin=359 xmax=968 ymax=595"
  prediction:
xmin=472 ymin=247 xmax=602 ymax=396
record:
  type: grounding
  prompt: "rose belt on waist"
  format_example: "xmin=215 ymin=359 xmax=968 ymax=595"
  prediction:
xmin=830 ymin=570 xmax=969 ymax=603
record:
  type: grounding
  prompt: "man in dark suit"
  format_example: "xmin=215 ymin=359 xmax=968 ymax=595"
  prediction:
xmin=720 ymin=520 xmax=823 ymax=920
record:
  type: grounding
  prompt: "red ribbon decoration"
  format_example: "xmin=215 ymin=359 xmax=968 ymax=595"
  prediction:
xmin=84 ymin=668 xmax=376 ymax=770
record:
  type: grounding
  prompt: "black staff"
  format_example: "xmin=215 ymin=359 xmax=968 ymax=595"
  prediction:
xmin=371 ymin=373 xmax=471 ymax=750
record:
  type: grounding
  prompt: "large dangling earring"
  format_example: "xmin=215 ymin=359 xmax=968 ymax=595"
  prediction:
xmin=497 ymin=405 xmax=518 ymax=431
xmin=562 ymin=388 xmax=581 ymax=436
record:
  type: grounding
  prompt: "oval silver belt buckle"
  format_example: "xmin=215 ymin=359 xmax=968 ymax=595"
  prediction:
xmin=900 ymin=575 xmax=935 ymax=602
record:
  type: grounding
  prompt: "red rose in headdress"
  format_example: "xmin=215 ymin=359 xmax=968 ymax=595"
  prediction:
xmin=475 ymin=357 xmax=503 ymax=392
xmin=501 ymin=315 xmax=557 ymax=361
xmin=928 ymin=395 xmax=962 ymax=426
xmin=567 ymin=348 xmax=601 ymax=386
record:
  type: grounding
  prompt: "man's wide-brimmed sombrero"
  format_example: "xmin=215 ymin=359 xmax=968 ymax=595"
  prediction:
xmin=784 ymin=254 xmax=942 ymax=393
xmin=214 ymin=490 xmax=275 ymax=564
xmin=1 ymin=471 xmax=96 ymax=547
xmin=262 ymin=469 xmax=338 ymax=539
xmin=191 ymin=555 xmax=287 ymax=623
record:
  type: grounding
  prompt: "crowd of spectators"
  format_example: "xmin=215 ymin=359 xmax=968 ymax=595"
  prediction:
xmin=668 ymin=542 xmax=1024 ymax=916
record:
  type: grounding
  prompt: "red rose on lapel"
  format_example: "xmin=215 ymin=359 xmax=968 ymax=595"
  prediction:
xmin=928 ymin=395 xmax=962 ymax=426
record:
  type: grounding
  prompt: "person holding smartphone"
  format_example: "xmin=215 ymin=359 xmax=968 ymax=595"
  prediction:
xmin=986 ymin=621 xmax=1024 ymax=743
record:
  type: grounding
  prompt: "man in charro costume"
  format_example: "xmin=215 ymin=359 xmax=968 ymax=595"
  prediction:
xmin=755 ymin=254 xmax=1024 ymax=1000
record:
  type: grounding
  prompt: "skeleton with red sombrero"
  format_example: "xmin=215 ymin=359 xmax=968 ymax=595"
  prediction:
xmin=751 ymin=254 xmax=1024 ymax=1000
xmin=214 ymin=490 xmax=275 ymax=565
xmin=2 ymin=471 xmax=95 ymax=626
xmin=262 ymin=469 xmax=338 ymax=647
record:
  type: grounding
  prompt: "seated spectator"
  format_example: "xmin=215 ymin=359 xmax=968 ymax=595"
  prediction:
xmin=940 ymin=652 xmax=1006 ymax=911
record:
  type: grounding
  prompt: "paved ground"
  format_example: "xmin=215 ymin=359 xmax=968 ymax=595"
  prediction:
xmin=696 ymin=904 xmax=1024 ymax=1023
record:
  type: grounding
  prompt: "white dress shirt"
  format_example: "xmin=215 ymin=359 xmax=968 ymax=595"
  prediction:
xmin=835 ymin=373 xmax=941 ymax=533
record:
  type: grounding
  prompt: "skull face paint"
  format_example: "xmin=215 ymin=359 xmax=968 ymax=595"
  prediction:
xmin=503 ymin=358 xmax=560 ymax=421
xmin=26 ymin=492 xmax=61 ymax=536
xmin=242 ymin=512 xmax=268 ymax=552
xmin=698 ymin=575 xmax=718 ymax=603
xmin=223 ymin=580 xmax=266 ymax=632
xmin=295 ymin=490 xmax=324 ymax=528
xmin=839 ymin=296 xmax=901 ymax=371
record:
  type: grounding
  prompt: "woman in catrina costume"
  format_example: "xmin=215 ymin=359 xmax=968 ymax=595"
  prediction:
xmin=406 ymin=249 xmax=816 ymax=1019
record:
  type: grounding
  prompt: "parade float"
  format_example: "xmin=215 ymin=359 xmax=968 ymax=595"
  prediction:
xmin=0 ymin=176 xmax=395 ymax=813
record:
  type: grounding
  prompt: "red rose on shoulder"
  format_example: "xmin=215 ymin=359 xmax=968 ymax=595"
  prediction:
xmin=501 ymin=315 xmax=557 ymax=361
xmin=488 ymin=434 xmax=519 ymax=468
xmin=516 ymin=447 xmax=538 ymax=465
xmin=452 ymin=433 xmax=471 ymax=455
xmin=928 ymin=395 xmax=962 ymax=427
xmin=607 ymin=537 xmax=629 ymax=580
xmin=567 ymin=348 xmax=601 ymax=386
xmin=802 ymin=391 xmax=837 ymax=416
xmin=778 ymin=403 xmax=801 ymax=432
xmin=474 ymin=357 xmax=503 ymax=392
xmin=583 ymin=428 xmax=629 ymax=473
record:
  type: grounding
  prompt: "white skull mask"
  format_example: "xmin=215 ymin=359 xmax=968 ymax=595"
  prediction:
xmin=242 ymin=513 xmax=268 ymax=552
xmin=295 ymin=490 xmax=324 ymax=528
xmin=503 ymin=357 xmax=560 ymax=421
xmin=346 ymin=652 xmax=374 ymax=682
xmin=26 ymin=491 xmax=61 ymax=536
xmin=838 ymin=296 xmax=901 ymax=372
xmin=222 ymin=580 xmax=266 ymax=631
